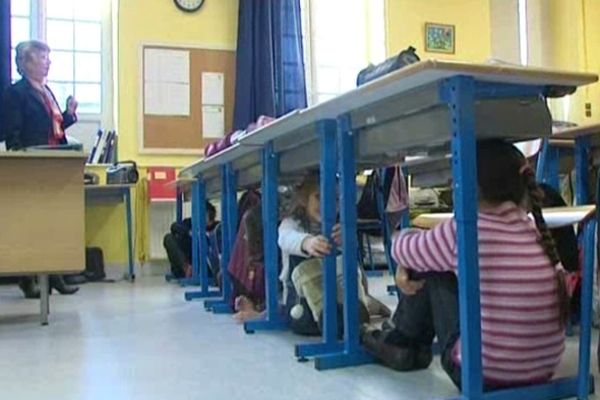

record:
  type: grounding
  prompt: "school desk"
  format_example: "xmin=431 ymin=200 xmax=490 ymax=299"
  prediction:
xmin=328 ymin=60 xmax=595 ymax=399
xmin=413 ymin=205 xmax=596 ymax=229
xmin=0 ymin=151 xmax=86 ymax=325
xmin=538 ymin=123 xmax=600 ymax=205
xmin=84 ymin=184 xmax=135 ymax=281
xmin=180 ymin=60 xmax=597 ymax=400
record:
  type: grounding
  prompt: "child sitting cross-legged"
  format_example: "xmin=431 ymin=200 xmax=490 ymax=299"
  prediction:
xmin=362 ymin=139 xmax=568 ymax=391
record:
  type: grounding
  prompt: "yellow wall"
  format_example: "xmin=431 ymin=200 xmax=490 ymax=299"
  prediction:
xmin=541 ymin=0 xmax=599 ymax=125
xmin=97 ymin=0 xmax=495 ymax=264
xmin=89 ymin=0 xmax=238 ymax=264
xmin=118 ymin=0 xmax=239 ymax=167
xmin=385 ymin=0 xmax=491 ymax=61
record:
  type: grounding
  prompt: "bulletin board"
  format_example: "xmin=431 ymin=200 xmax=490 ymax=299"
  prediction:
xmin=140 ymin=44 xmax=236 ymax=154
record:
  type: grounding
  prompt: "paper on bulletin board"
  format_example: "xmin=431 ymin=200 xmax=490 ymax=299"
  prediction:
xmin=144 ymin=48 xmax=190 ymax=83
xmin=145 ymin=82 xmax=190 ymax=116
xmin=202 ymin=72 xmax=224 ymax=105
xmin=202 ymin=105 xmax=225 ymax=138
xmin=144 ymin=47 xmax=190 ymax=116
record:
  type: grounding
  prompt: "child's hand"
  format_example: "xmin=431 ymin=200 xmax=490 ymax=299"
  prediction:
xmin=332 ymin=223 xmax=342 ymax=247
xmin=302 ymin=235 xmax=332 ymax=258
xmin=395 ymin=266 xmax=424 ymax=295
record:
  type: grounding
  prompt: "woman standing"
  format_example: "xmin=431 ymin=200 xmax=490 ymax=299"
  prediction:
xmin=1 ymin=40 xmax=80 ymax=297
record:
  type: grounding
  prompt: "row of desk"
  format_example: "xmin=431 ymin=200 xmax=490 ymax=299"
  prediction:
xmin=178 ymin=60 xmax=598 ymax=400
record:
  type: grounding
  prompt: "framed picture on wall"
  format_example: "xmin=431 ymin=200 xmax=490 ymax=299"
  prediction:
xmin=424 ymin=23 xmax=455 ymax=54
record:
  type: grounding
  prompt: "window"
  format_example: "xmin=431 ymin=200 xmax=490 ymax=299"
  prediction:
xmin=300 ymin=0 xmax=386 ymax=105
xmin=518 ymin=0 xmax=528 ymax=65
xmin=10 ymin=0 xmax=113 ymax=124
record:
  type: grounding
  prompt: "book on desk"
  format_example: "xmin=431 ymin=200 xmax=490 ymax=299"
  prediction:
xmin=88 ymin=130 xmax=118 ymax=164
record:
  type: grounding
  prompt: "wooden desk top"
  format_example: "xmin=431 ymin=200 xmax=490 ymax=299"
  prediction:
xmin=85 ymin=184 xmax=135 ymax=191
xmin=413 ymin=205 xmax=595 ymax=229
xmin=165 ymin=177 xmax=195 ymax=189
xmin=551 ymin=123 xmax=600 ymax=140
xmin=0 ymin=150 xmax=87 ymax=159
xmin=179 ymin=60 xmax=598 ymax=182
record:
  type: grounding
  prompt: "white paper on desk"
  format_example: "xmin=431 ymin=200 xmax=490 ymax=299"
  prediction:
xmin=145 ymin=82 xmax=190 ymax=116
xmin=202 ymin=72 xmax=224 ymax=105
xmin=202 ymin=105 xmax=225 ymax=138
xmin=144 ymin=48 xmax=189 ymax=83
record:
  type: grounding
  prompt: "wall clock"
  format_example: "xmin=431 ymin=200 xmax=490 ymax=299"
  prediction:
xmin=174 ymin=0 xmax=205 ymax=13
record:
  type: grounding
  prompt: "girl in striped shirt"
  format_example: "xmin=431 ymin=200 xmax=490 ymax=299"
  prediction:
xmin=363 ymin=140 xmax=569 ymax=390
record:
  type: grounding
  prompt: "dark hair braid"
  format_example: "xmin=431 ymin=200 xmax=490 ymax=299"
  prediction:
xmin=477 ymin=139 xmax=570 ymax=329
xmin=523 ymin=172 xmax=570 ymax=328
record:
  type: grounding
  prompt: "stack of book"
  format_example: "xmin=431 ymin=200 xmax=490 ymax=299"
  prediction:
xmin=87 ymin=130 xmax=118 ymax=164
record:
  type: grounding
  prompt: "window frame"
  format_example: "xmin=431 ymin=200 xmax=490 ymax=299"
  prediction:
xmin=518 ymin=0 xmax=529 ymax=65
xmin=300 ymin=0 xmax=387 ymax=106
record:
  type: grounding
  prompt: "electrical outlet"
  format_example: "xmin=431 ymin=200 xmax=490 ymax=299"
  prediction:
xmin=585 ymin=102 xmax=592 ymax=117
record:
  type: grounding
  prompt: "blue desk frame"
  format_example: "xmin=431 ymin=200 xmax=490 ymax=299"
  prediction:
xmin=327 ymin=76 xmax=596 ymax=398
xmin=184 ymin=167 xmax=238 ymax=313
xmin=245 ymin=120 xmax=347 ymax=356
xmin=182 ymin=180 xmax=221 ymax=298
xmin=178 ymin=63 xmax=596 ymax=399
xmin=244 ymin=142 xmax=288 ymax=332
xmin=85 ymin=184 xmax=135 ymax=281
xmin=202 ymin=164 xmax=238 ymax=313
xmin=537 ymin=135 xmax=592 ymax=206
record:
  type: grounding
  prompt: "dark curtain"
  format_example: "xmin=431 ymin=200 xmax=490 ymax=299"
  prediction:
xmin=233 ymin=0 xmax=307 ymax=131
xmin=0 ymin=0 xmax=11 ymax=142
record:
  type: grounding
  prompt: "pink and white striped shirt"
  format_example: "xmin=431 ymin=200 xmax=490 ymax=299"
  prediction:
xmin=392 ymin=201 xmax=564 ymax=386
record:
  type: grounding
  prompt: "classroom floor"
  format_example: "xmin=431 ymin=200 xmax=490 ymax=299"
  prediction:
xmin=0 ymin=266 xmax=599 ymax=400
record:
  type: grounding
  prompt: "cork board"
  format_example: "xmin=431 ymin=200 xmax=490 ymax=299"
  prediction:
xmin=141 ymin=45 xmax=236 ymax=153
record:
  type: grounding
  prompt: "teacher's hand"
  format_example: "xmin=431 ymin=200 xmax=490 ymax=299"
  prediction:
xmin=66 ymin=96 xmax=78 ymax=115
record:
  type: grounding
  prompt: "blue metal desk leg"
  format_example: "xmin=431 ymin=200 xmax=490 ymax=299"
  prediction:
xmin=185 ymin=179 xmax=221 ymax=301
xmin=536 ymin=138 xmax=560 ymax=191
xmin=536 ymin=138 xmax=549 ymax=184
xmin=444 ymin=76 xmax=483 ymax=399
xmin=536 ymin=140 xmax=560 ymax=193
xmin=547 ymin=145 xmax=560 ymax=192
xmin=244 ymin=142 xmax=288 ymax=333
xmin=577 ymin=220 xmax=596 ymax=399
xmin=313 ymin=114 xmax=373 ymax=370
xmin=566 ymin=137 xmax=591 ymax=335
xmin=180 ymin=180 xmax=201 ymax=288
xmin=205 ymin=164 xmax=236 ymax=314
xmin=124 ymin=188 xmax=135 ymax=282
xmin=574 ymin=137 xmax=590 ymax=206
xmin=296 ymin=119 xmax=345 ymax=360
xmin=167 ymin=188 xmax=185 ymax=282
xmin=176 ymin=187 xmax=184 ymax=223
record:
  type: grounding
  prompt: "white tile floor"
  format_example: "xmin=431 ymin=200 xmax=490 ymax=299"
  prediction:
xmin=0 ymin=268 xmax=598 ymax=400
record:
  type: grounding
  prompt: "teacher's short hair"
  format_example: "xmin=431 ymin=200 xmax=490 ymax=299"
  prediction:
xmin=15 ymin=40 xmax=50 ymax=77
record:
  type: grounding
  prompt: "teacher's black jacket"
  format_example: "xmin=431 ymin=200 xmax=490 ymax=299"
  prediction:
xmin=1 ymin=78 xmax=75 ymax=150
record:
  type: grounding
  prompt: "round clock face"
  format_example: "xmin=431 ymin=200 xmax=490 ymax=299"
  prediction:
xmin=174 ymin=0 xmax=205 ymax=12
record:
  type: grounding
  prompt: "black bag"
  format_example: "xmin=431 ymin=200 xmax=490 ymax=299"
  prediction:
xmin=357 ymin=172 xmax=382 ymax=220
xmin=85 ymin=247 xmax=106 ymax=281
xmin=356 ymin=46 xmax=420 ymax=86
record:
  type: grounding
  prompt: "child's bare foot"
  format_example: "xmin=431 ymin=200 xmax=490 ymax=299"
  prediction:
xmin=233 ymin=309 xmax=264 ymax=323
xmin=234 ymin=295 xmax=256 ymax=312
